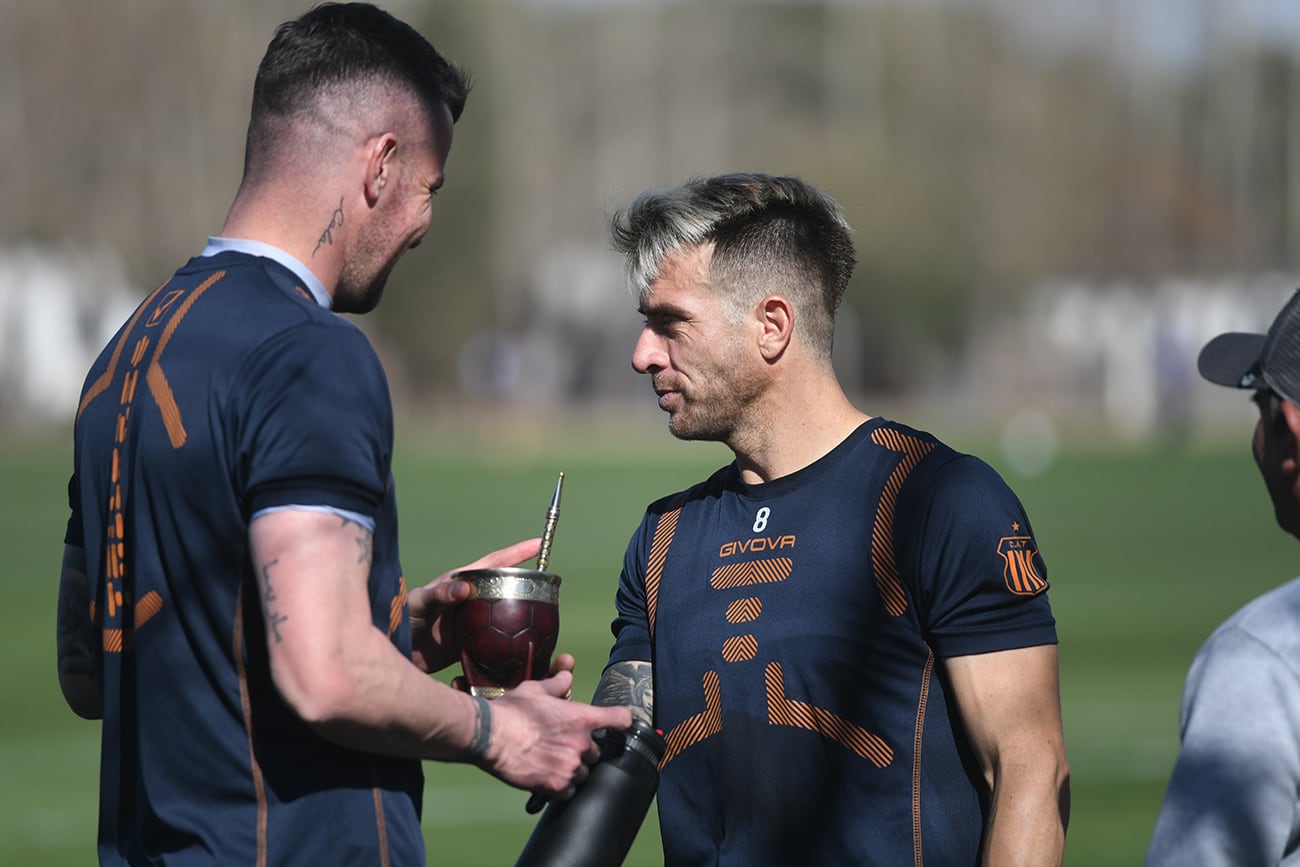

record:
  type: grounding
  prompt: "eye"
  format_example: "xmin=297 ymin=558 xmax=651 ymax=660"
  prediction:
xmin=644 ymin=314 xmax=681 ymax=336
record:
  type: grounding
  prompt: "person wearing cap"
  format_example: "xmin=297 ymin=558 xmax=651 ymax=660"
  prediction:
xmin=1145 ymin=290 xmax=1300 ymax=866
xmin=592 ymin=173 xmax=1070 ymax=865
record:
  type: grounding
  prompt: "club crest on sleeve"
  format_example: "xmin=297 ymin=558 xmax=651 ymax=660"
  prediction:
xmin=997 ymin=535 xmax=1048 ymax=596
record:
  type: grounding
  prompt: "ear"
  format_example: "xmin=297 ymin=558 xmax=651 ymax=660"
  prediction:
xmin=1281 ymin=399 xmax=1300 ymax=473
xmin=362 ymin=133 xmax=399 ymax=206
xmin=755 ymin=295 xmax=794 ymax=362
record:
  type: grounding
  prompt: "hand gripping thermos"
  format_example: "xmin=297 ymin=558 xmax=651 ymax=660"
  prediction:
xmin=516 ymin=720 xmax=666 ymax=867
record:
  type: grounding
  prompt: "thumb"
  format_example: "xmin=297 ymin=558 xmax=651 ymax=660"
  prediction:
xmin=422 ymin=575 xmax=472 ymax=607
xmin=537 ymin=669 xmax=574 ymax=698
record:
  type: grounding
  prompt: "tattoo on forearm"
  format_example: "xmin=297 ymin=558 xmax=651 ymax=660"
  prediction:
xmin=312 ymin=197 xmax=345 ymax=257
xmin=468 ymin=695 xmax=493 ymax=761
xmin=57 ymin=568 xmax=100 ymax=679
xmin=339 ymin=516 xmax=373 ymax=565
xmin=258 ymin=559 xmax=289 ymax=644
xmin=593 ymin=661 xmax=654 ymax=725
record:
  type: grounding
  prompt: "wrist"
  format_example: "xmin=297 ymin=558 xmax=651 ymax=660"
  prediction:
xmin=466 ymin=694 xmax=493 ymax=765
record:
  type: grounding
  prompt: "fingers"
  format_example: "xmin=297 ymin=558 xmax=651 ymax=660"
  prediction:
xmin=418 ymin=539 xmax=545 ymax=614
xmin=549 ymin=652 xmax=576 ymax=676
xmin=417 ymin=539 xmax=545 ymax=618
xmin=490 ymin=679 xmax=632 ymax=799
xmin=591 ymin=703 xmax=634 ymax=733
xmin=457 ymin=538 xmax=543 ymax=572
xmin=524 ymin=732 xmax=599 ymax=813
xmin=537 ymin=669 xmax=574 ymax=698
xmin=414 ymin=575 xmax=472 ymax=609
xmin=548 ymin=654 xmax=576 ymax=699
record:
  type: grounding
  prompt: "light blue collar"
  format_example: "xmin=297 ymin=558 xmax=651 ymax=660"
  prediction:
xmin=201 ymin=237 xmax=332 ymax=310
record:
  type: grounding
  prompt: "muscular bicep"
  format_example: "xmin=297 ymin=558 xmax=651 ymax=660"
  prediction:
xmin=945 ymin=644 xmax=1070 ymax=863
xmin=57 ymin=544 xmax=101 ymax=719
xmin=945 ymin=644 xmax=1066 ymax=774
xmin=247 ymin=509 xmax=377 ymax=716
xmin=592 ymin=660 xmax=653 ymax=726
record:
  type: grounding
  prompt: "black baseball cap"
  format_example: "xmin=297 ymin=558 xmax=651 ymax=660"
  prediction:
xmin=1199 ymin=289 xmax=1300 ymax=404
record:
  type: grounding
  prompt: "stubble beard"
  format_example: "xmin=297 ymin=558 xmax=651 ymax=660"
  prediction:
xmin=334 ymin=269 xmax=388 ymax=314
xmin=663 ymin=367 xmax=761 ymax=446
xmin=667 ymin=405 xmax=729 ymax=442
xmin=334 ymin=240 xmax=396 ymax=314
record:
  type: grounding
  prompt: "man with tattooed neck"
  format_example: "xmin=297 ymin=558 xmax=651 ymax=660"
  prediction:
xmin=56 ymin=5 xmax=628 ymax=864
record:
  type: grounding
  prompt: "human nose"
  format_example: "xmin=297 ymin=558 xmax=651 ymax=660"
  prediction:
xmin=632 ymin=326 xmax=665 ymax=375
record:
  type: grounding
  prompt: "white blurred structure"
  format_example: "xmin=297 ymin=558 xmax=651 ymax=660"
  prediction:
xmin=1035 ymin=274 xmax=1296 ymax=437
xmin=0 ymin=245 xmax=138 ymax=428
xmin=1 ymin=236 xmax=1295 ymax=450
xmin=967 ymin=272 xmax=1298 ymax=467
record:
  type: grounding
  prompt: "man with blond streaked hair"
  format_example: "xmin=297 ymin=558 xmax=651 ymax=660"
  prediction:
xmin=593 ymin=172 xmax=1070 ymax=865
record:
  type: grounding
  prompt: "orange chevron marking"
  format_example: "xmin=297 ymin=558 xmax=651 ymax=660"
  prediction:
xmin=144 ymin=270 xmax=225 ymax=449
xmin=99 ymin=591 xmax=165 ymax=653
xmin=710 ymin=557 xmax=792 ymax=590
xmin=134 ymin=591 xmax=163 ymax=627
xmin=146 ymin=289 xmax=185 ymax=328
xmin=911 ymin=651 xmax=935 ymax=865
xmin=119 ymin=368 xmax=138 ymax=405
xmin=722 ymin=634 xmax=758 ymax=663
xmin=645 ymin=496 xmax=686 ymax=638
xmin=147 ymin=363 xmax=186 ymax=448
xmin=766 ymin=661 xmax=893 ymax=767
xmin=869 ymin=428 xmax=935 ymax=617
xmin=725 ymin=596 xmax=762 ymax=623
xmin=130 ymin=335 xmax=150 ymax=366
xmin=77 ymin=282 xmax=167 ymax=421
xmin=388 ymin=576 xmax=408 ymax=637
xmin=660 ymin=670 xmax=723 ymax=768
xmin=372 ymin=782 xmax=391 ymax=867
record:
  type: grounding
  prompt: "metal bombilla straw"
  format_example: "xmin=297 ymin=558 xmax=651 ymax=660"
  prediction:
xmin=536 ymin=472 xmax=564 ymax=573
xmin=525 ymin=470 xmax=564 ymax=816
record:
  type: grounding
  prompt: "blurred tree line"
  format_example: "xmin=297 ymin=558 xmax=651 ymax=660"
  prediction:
xmin=3 ymin=0 xmax=1298 ymax=400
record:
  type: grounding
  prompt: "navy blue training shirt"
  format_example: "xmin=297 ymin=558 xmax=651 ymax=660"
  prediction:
xmin=607 ymin=417 xmax=1057 ymax=865
xmin=66 ymin=248 xmax=422 ymax=865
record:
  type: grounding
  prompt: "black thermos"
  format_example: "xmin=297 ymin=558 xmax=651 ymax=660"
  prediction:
xmin=516 ymin=720 xmax=666 ymax=867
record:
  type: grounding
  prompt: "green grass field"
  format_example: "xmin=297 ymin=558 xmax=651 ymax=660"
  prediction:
xmin=3 ymin=414 xmax=1293 ymax=865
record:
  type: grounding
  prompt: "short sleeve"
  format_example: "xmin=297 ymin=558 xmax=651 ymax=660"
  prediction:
xmin=605 ymin=514 xmax=655 ymax=668
xmin=234 ymin=321 xmax=393 ymax=520
xmin=904 ymin=454 xmax=1057 ymax=657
